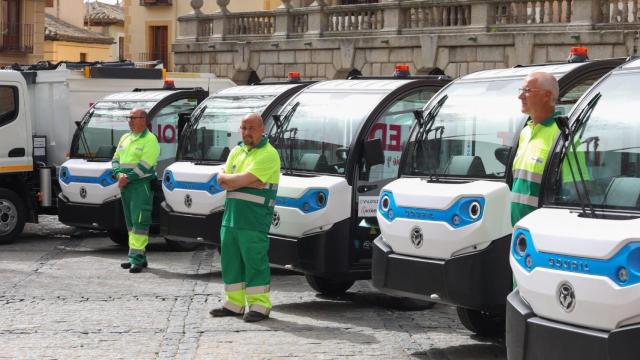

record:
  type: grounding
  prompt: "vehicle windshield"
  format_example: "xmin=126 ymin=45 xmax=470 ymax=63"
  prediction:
xmin=548 ymin=72 xmax=640 ymax=212
xmin=180 ymin=95 xmax=278 ymax=162
xmin=73 ymin=100 xmax=157 ymax=159
xmin=402 ymin=79 xmax=529 ymax=179
xmin=275 ymin=91 xmax=386 ymax=174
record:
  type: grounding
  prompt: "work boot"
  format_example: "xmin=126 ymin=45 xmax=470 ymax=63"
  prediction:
xmin=209 ymin=307 xmax=243 ymax=317
xmin=243 ymin=311 xmax=269 ymax=323
xmin=121 ymin=261 xmax=147 ymax=269
xmin=129 ymin=264 xmax=144 ymax=273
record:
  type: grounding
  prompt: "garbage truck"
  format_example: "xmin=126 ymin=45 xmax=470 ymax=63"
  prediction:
xmin=506 ymin=57 xmax=640 ymax=359
xmin=371 ymin=54 xmax=625 ymax=335
xmin=0 ymin=63 xmax=233 ymax=244
xmin=159 ymin=74 xmax=313 ymax=250
xmin=267 ymin=66 xmax=451 ymax=295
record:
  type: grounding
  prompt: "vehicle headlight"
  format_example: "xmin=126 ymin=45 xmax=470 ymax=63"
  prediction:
xmin=516 ymin=234 xmax=528 ymax=257
xmin=380 ymin=195 xmax=390 ymax=212
xmin=468 ymin=201 xmax=481 ymax=219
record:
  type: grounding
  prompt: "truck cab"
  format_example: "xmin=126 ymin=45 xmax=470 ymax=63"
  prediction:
xmin=268 ymin=69 xmax=451 ymax=295
xmin=57 ymin=86 xmax=208 ymax=246
xmin=507 ymin=58 xmax=640 ymax=360
xmin=371 ymin=55 xmax=624 ymax=336
xmin=160 ymin=77 xmax=312 ymax=250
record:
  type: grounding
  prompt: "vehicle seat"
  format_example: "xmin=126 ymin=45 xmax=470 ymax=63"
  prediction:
xmin=603 ymin=177 xmax=640 ymax=207
xmin=207 ymin=146 xmax=230 ymax=161
xmin=95 ymin=146 xmax=116 ymax=158
xmin=448 ymin=155 xmax=486 ymax=177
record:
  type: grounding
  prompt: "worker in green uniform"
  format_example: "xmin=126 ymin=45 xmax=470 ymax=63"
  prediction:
xmin=112 ymin=108 xmax=160 ymax=273
xmin=209 ymin=112 xmax=280 ymax=323
xmin=511 ymin=72 xmax=561 ymax=226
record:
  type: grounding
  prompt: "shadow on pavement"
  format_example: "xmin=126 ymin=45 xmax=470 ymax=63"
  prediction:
xmin=411 ymin=343 xmax=506 ymax=359
xmin=253 ymin=316 xmax=380 ymax=345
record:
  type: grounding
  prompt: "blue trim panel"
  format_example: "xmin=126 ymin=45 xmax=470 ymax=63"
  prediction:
xmin=162 ymin=170 xmax=223 ymax=195
xmin=59 ymin=166 xmax=117 ymax=187
xmin=511 ymin=228 xmax=640 ymax=287
xmin=378 ymin=191 xmax=485 ymax=228
xmin=275 ymin=188 xmax=329 ymax=214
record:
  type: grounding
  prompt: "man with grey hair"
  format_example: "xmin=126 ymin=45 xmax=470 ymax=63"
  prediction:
xmin=511 ymin=72 xmax=560 ymax=225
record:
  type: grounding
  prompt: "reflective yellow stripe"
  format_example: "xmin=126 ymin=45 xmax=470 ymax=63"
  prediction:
xmin=246 ymin=285 xmax=270 ymax=295
xmin=226 ymin=191 xmax=266 ymax=205
xmin=0 ymin=164 xmax=33 ymax=173
xmin=512 ymin=169 xmax=543 ymax=184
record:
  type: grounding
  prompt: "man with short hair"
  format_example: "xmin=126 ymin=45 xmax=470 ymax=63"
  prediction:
xmin=511 ymin=72 xmax=560 ymax=225
xmin=112 ymin=108 xmax=160 ymax=273
xmin=210 ymin=112 xmax=280 ymax=323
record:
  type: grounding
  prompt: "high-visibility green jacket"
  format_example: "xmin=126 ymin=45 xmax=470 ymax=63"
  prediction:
xmin=222 ymin=136 xmax=281 ymax=233
xmin=510 ymin=114 xmax=559 ymax=225
xmin=111 ymin=129 xmax=161 ymax=184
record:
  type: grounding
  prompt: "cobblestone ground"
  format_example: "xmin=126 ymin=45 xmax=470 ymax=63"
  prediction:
xmin=0 ymin=216 xmax=506 ymax=360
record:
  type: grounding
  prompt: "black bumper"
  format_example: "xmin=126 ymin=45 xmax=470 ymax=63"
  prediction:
xmin=506 ymin=289 xmax=640 ymax=360
xmin=268 ymin=218 xmax=370 ymax=280
xmin=372 ymin=234 xmax=512 ymax=312
xmin=57 ymin=194 xmax=124 ymax=230
xmin=159 ymin=201 xmax=222 ymax=244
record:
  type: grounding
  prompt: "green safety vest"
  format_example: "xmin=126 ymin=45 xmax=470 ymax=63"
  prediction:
xmin=112 ymin=129 xmax=161 ymax=184
xmin=222 ymin=136 xmax=281 ymax=233
xmin=510 ymin=114 xmax=559 ymax=225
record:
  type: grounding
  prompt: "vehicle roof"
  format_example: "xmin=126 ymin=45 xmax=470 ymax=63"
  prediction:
xmin=304 ymin=79 xmax=422 ymax=93
xmin=459 ymin=62 xmax=588 ymax=81
xmin=216 ymin=83 xmax=302 ymax=97
xmin=99 ymin=90 xmax=185 ymax=102
xmin=616 ymin=57 xmax=640 ymax=71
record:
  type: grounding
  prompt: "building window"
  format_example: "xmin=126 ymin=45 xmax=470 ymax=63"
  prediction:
xmin=80 ymin=53 xmax=87 ymax=62
xmin=0 ymin=86 xmax=18 ymax=128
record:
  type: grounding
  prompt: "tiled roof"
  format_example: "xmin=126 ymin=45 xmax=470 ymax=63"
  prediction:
xmin=45 ymin=13 xmax=114 ymax=44
xmin=84 ymin=1 xmax=124 ymax=26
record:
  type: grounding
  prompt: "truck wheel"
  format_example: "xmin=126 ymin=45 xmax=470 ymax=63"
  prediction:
xmin=305 ymin=275 xmax=355 ymax=296
xmin=107 ymin=228 xmax=129 ymax=247
xmin=456 ymin=307 xmax=505 ymax=337
xmin=164 ymin=238 xmax=202 ymax=252
xmin=0 ymin=188 xmax=26 ymax=245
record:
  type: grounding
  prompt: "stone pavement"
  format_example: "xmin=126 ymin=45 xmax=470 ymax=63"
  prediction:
xmin=0 ymin=216 xmax=506 ymax=360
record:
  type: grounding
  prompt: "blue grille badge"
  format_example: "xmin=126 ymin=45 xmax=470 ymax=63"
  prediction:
xmin=276 ymin=189 xmax=329 ymax=214
xmin=378 ymin=191 xmax=485 ymax=228
xmin=163 ymin=170 xmax=224 ymax=195
xmin=59 ymin=166 xmax=117 ymax=187
xmin=511 ymin=228 xmax=640 ymax=287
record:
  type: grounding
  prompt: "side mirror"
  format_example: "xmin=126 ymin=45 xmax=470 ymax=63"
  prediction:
xmin=177 ymin=112 xmax=191 ymax=140
xmin=363 ymin=138 xmax=385 ymax=166
xmin=494 ymin=146 xmax=511 ymax=166
xmin=336 ymin=147 xmax=349 ymax=162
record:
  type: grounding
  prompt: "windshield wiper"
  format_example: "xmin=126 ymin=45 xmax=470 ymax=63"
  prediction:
xmin=413 ymin=95 xmax=448 ymax=182
xmin=556 ymin=92 xmax=600 ymax=218
xmin=271 ymin=102 xmax=300 ymax=174
xmin=75 ymin=110 xmax=95 ymax=161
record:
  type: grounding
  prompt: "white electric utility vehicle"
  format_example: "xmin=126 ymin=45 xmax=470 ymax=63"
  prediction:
xmin=506 ymin=58 xmax=640 ymax=360
xmin=57 ymin=85 xmax=210 ymax=247
xmin=159 ymin=76 xmax=313 ymax=250
xmin=372 ymin=56 xmax=624 ymax=335
xmin=267 ymin=67 xmax=451 ymax=295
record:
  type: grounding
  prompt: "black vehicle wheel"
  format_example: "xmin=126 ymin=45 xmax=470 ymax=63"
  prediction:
xmin=392 ymin=297 xmax=436 ymax=311
xmin=305 ymin=275 xmax=355 ymax=296
xmin=0 ymin=188 xmax=26 ymax=245
xmin=164 ymin=238 xmax=203 ymax=252
xmin=456 ymin=306 xmax=505 ymax=337
xmin=107 ymin=228 xmax=128 ymax=246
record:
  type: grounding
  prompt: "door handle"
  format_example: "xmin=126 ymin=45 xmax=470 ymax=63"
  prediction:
xmin=357 ymin=184 xmax=377 ymax=193
xmin=8 ymin=148 xmax=25 ymax=157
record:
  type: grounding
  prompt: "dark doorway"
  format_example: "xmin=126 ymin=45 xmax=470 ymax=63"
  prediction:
xmin=149 ymin=25 xmax=169 ymax=69
xmin=1 ymin=0 xmax=20 ymax=50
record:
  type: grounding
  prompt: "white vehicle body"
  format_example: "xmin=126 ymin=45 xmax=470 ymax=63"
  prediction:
xmin=507 ymin=58 xmax=640 ymax=360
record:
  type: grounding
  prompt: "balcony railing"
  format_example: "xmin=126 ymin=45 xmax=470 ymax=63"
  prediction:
xmin=0 ymin=22 xmax=34 ymax=53
xmin=177 ymin=0 xmax=631 ymax=42
xmin=139 ymin=0 xmax=172 ymax=6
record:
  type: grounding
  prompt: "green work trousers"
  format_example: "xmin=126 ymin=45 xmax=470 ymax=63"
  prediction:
xmin=121 ymin=180 xmax=153 ymax=265
xmin=220 ymin=225 xmax=272 ymax=315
